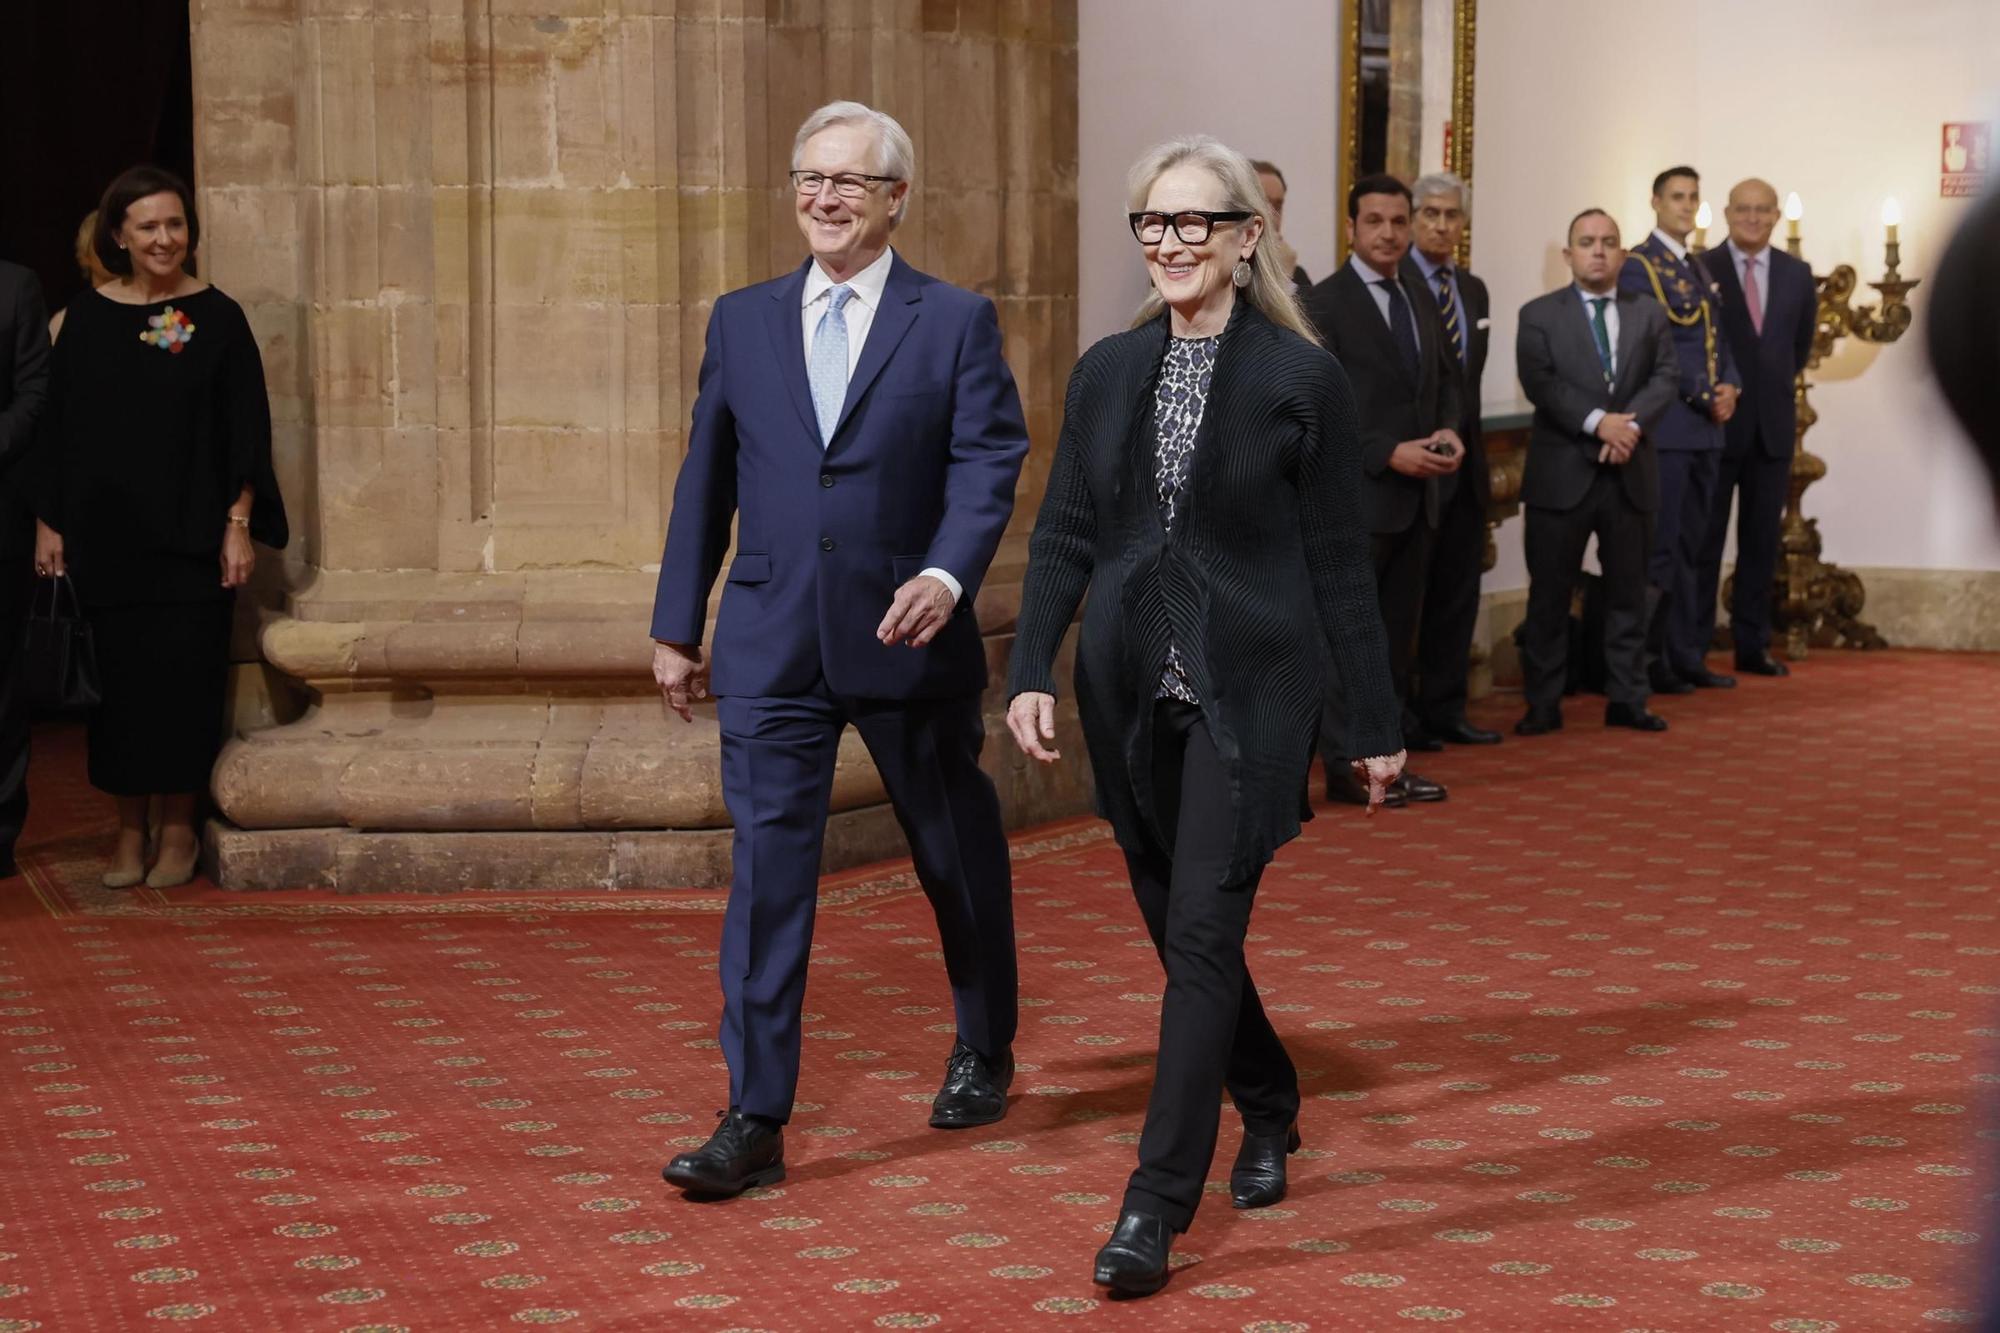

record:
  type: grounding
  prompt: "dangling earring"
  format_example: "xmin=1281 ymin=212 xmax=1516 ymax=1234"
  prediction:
xmin=1232 ymin=258 xmax=1252 ymax=288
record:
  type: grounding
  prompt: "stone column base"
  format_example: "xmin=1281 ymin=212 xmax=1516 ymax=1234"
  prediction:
xmin=207 ymin=563 xmax=1093 ymax=892
xmin=204 ymin=802 xmax=916 ymax=894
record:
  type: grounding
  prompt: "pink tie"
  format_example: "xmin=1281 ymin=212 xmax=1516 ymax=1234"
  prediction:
xmin=1742 ymin=254 xmax=1765 ymax=335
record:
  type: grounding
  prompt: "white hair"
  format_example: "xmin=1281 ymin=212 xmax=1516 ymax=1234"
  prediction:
xmin=1412 ymin=171 xmax=1470 ymax=215
xmin=792 ymin=100 xmax=915 ymax=225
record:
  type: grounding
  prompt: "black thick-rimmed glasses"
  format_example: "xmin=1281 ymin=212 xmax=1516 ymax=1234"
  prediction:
xmin=1129 ymin=210 xmax=1254 ymax=245
xmin=791 ymin=171 xmax=901 ymax=199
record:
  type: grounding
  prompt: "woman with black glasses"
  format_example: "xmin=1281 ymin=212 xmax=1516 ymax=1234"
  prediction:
xmin=1005 ymin=135 xmax=1405 ymax=1296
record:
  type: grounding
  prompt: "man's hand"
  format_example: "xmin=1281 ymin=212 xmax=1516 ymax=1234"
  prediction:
xmin=877 ymin=574 xmax=956 ymax=648
xmin=1005 ymin=691 xmax=1060 ymax=763
xmin=1594 ymin=411 xmax=1640 ymax=463
xmin=1388 ymin=438 xmax=1459 ymax=478
xmin=1711 ymin=383 xmax=1739 ymax=424
xmin=652 ymin=641 xmax=709 ymax=722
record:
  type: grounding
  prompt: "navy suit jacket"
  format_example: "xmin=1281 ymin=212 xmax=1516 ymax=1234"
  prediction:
xmin=1618 ymin=236 xmax=1738 ymax=453
xmin=650 ymin=253 xmax=1029 ymax=700
xmin=1699 ymin=245 xmax=1817 ymax=459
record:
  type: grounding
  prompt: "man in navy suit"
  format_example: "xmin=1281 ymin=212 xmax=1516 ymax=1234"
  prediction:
xmin=1697 ymin=178 xmax=1818 ymax=676
xmin=1620 ymin=166 xmax=1741 ymax=694
xmin=650 ymin=101 xmax=1030 ymax=1198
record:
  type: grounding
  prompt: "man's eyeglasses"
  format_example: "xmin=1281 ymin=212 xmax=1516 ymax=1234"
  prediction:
xmin=791 ymin=171 xmax=900 ymax=199
xmin=1129 ymin=210 xmax=1254 ymax=245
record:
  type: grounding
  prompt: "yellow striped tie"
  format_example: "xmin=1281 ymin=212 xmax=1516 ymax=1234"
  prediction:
xmin=1434 ymin=268 xmax=1463 ymax=365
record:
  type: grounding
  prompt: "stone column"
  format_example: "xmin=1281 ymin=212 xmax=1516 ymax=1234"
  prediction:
xmin=189 ymin=0 xmax=1084 ymax=891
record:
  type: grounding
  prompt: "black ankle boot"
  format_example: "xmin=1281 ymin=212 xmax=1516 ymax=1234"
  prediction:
xmin=1230 ymin=1121 xmax=1301 ymax=1208
xmin=1092 ymin=1209 xmax=1174 ymax=1296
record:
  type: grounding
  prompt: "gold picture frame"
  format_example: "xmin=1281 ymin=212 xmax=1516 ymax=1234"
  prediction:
xmin=1338 ymin=0 xmax=1477 ymax=264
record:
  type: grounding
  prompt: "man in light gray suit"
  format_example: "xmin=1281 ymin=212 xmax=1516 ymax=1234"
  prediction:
xmin=1513 ymin=209 xmax=1678 ymax=737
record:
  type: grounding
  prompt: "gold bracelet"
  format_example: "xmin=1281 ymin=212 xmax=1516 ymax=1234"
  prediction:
xmin=227 ymin=515 xmax=251 ymax=528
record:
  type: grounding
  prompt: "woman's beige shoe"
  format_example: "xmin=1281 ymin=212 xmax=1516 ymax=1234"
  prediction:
xmin=100 ymin=865 xmax=145 ymax=890
xmin=145 ymin=839 xmax=200 ymax=890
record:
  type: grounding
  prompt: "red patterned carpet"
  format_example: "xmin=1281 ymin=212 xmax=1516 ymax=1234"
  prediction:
xmin=2 ymin=650 xmax=1996 ymax=1331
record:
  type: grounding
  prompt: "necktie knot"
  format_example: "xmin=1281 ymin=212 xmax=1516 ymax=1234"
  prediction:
xmin=827 ymin=283 xmax=855 ymax=312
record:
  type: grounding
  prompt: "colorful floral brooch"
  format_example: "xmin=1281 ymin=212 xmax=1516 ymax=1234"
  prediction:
xmin=140 ymin=305 xmax=196 ymax=354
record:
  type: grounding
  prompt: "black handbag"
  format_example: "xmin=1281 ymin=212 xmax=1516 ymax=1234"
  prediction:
xmin=22 ymin=573 xmax=101 ymax=710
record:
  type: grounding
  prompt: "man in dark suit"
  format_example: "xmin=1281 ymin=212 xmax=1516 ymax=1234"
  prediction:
xmin=1621 ymin=167 xmax=1741 ymax=693
xmin=0 ymin=262 xmax=51 ymax=878
xmin=649 ymin=101 xmax=1030 ymax=1197
xmin=1251 ymin=159 xmax=1312 ymax=293
xmin=1303 ymin=173 xmax=1462 ymax=806
xmin=1696 ymin=178 xmax=1818 ymax=676
xmin=1404 ymin=171 xmax=1501 ymax=747
xmin=1514 ymin=209 xmax=1679 ymax=735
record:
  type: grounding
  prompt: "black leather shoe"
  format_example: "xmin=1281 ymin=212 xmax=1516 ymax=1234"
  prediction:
xmin=1401 ymin=721 xmax=1444 ymax=752
xmin=1092 ymin=1209 xmax=1174 ymax=1296
xmin=1326 ymin=766 xmax=1406 ymax=808
xmin=1679 ymin=666 xmax=1737 ymax=689
xmin=1735 ymin=651 xmax=1790 ymax=677
xmin=1392 ymin=772 xmax=1447 ymax=803
xmin=929 ymin=1040 xmax=1012 ymax=1128
xmin=1231 ymin=1121 xmax=1301 ymax=1209
xmin=662 ymin=1108 xmax=784 ymax=1197
xmin=1515 ymin=708 xmax=1563 ymax=736
xmin=1428 ymin=716 xmax=1503 ymax=745
xmin=1648 ymin=663 xmax=1694 ymax=695
xmin=1604 ymin=701 xmax=1669 ymax=732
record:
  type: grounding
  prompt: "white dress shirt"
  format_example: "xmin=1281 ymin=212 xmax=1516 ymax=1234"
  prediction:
xmin=1347 ymin=255 xmax=1420 ymax=367
xmin=1574 ymin=284 xmax=1621 ymax=437
xmin=800 ymin=246 xmax=961 ymax=604
xmin=1650 ymin=227 xmax=1689 ymax=261
xmin=1726 ymin=239 xmax=1770 ymax=324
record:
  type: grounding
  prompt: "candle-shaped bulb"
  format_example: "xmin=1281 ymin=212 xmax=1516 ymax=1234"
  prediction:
xmin=1881 ymin=195 xmax=1902 ymax=243
xmin=1783 ymin=191 xmax=1802 ymax=241
xmin=1695 ymin=201 xmax=1712 ymax=231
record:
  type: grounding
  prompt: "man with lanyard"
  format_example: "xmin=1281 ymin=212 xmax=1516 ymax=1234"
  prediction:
xmin=1619 ymin=166 xmax=1741 ymax=693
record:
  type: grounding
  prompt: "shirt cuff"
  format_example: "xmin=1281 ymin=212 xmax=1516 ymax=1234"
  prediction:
xmin=919 ymin=567 xmax=962 ymax=605
xmin=1582 ymin=408 xmax=1607 ymax=438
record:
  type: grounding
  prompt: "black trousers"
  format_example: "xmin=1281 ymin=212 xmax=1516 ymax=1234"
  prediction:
xmin=1122 ymin=700 xmax=1298 ymax=1232
xmin=1521 ymin=469 xmax=1652 ymax=711
xmin=1647 ymin=448 xmax=1722 ymax=678
xmin=1695 ymin=436 xmax=1791 ymax=658
xmin=1322 ymin=520 xmax=1433 ymax=759
xmin=714 ymin=678 xmax=1015 ymax=1122
xmin=1413 ymin=474 xmax=1486 ymax=728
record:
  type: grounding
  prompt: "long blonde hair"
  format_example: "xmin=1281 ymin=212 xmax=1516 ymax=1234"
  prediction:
xmin=1125 ymin=135 xmax=1320 ymax=346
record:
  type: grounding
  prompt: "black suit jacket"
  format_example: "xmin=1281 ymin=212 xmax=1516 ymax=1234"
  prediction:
xmin=0 ymin=263 xmax=51 ymax=521
xmin=1303 ymin=258 xmax=1463 ymax=534
xmin=1699 ymin=244 xmax=1817 ymax=459
xmin=1515 ymin=286 xmax=1677 ymax=514
xmin=1402 ymin=254 xmax=1490 ymax=507
xmin=1007 ymin=302 xmax=1401 ymax=882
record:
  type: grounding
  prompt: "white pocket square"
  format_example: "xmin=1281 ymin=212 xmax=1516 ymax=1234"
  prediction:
xmin=1475 ymin=317 xmax=1491 ymax=330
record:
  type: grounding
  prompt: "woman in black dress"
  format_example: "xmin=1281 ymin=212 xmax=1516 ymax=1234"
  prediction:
xmin=1005 ymin=136 xmax=1406 ymax=1296
xmin=33 ymin=166 xmax=287 ymax=889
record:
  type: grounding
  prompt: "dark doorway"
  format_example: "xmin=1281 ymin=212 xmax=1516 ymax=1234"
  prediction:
xmin=0 ymin=0 xmax=195 ymax=314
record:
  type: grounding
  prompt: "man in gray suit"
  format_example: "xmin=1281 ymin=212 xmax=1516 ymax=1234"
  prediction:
xmin=1513 ymin=209 xmax=1678 ymax=736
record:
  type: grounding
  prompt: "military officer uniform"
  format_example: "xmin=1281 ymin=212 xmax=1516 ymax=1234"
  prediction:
xmin=1619 ymin=229 xmax=1740 ymax=688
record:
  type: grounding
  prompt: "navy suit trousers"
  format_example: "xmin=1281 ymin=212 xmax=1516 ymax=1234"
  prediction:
xmin=1648 ymin=448 xmax=1722 ymax=676
xmin=715 ymin=680 xmax=1016 ymax=1122
xmin=1695 ymin=434 xmax=1791 ymax=657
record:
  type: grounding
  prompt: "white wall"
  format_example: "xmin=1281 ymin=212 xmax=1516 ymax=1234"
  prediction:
xmin=1077 ymin=0 xmax=1341 ymax=347
xmin=1476 ymin=0 xmax=2000 ymax=587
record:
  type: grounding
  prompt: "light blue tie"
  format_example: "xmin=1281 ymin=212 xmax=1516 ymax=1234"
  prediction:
xmin=809 ymin=284 xmax=855 ymax=446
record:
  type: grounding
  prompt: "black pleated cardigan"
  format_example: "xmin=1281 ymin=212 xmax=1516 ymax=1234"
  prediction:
xmin=1007 ymin=302 xmax=1401 ymax=882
